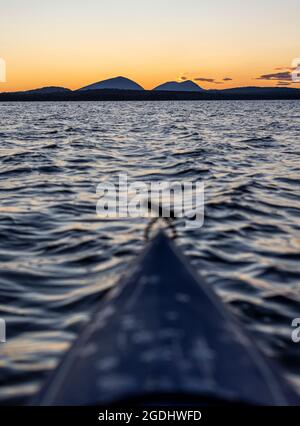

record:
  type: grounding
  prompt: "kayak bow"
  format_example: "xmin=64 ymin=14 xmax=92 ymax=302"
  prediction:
xmin=34 ymin=231 xmax=297 ymax=405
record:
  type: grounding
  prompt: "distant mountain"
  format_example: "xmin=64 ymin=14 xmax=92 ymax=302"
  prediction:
xmin=0 ymin=85 xmax=299 ymax=101
xmin=154 ymin=80 xmax=204 ymax=92
xmin=23 ymin=86 xmax=71 ymax=94
xmin=0 ymin=86 xmax=71 ymax=95
xmin=78 ymin=76 xmax=144 ymax=91
xmin=211 ymin=86 xmax=297 ymax=95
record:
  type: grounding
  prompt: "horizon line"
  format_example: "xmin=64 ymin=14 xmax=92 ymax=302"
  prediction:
xmin=1 ymin=74 xmax=299 ymax=94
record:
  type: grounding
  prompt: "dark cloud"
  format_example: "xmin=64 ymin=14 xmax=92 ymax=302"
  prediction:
xmin=180 ymin=76 xmax=187 ymax=81
xmin=182 ymin=74 xmax=232 ymax=84
xmin=194 ymin=77 xmax=230 ymax=84
xmin=194 ymin=78 xmax=225 ymax=84
xmin=194 ymin=77 xmax=215 ymax=83
xmin=277 ymin=81 xmax=291 ymax=86
xmin=256 ymin=71 xmax=292 ymax=81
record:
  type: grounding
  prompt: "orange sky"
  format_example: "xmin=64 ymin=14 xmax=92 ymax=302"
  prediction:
xmin=0 ymin=0 xmax=299 ymax=92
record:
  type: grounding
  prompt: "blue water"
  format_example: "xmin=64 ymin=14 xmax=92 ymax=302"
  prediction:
xmin=0 ymin=100 xmax=300 ymax=403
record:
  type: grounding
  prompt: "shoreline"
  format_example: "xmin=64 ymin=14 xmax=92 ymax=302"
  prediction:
xmin=1 ymin=88 xmax=300 ymax=102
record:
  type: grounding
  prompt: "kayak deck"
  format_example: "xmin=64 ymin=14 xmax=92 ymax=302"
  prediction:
xmin=34 ymin=231 xmax=297 ymax=405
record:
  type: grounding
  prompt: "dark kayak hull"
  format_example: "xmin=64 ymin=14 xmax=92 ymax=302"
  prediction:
xmin=34 ymin=232 xmax=298 ymax=405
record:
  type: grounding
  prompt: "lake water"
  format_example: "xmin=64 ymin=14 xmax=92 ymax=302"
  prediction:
xmin=0 ymin=100 xmax=300 ymax=403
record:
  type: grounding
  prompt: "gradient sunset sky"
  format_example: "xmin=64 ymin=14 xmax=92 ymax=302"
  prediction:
xmin=1 ymin=0 xmax=299 ymax=91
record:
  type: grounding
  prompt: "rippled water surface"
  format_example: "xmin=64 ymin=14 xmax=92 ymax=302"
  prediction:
xmin=0 ymin=101 xmax=300 ymax=403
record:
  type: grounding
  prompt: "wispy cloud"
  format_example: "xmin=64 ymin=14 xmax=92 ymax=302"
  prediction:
xmin=256 ymin=66 xmax=300 ymax=83
xmin=254 ymin=63 xmax=300 ymax=85
xmin=179 ymin=74 xmax=232 ymax=85
xmin=194 ymin=77 xmax=231 ymax=84
xmin=256 ymin=71 xmax=292 ymax=81
xmin=194 ymin=77 xmax=215 ymax=83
